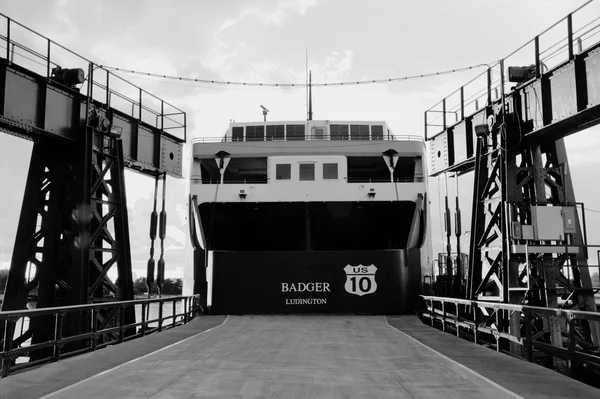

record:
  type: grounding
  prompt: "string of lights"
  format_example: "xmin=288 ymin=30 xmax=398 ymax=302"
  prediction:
xmin=99 ymin=62 xmax=496 ymax=88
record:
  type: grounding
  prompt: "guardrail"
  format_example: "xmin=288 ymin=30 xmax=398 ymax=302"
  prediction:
xmin=0 ymin=12 xmax=186 ymax=142
xmin=424 ymin=0 xmax=600 ymax=140
xmin=0 ymin=295 xmax=200 ymax=378
xmin=420 ymin=295 xmax=600 ymax=372
xmin=198 ymin=176 xmax=427 ymax=184
xmin=192 ymin=134 xmax=425 ymax=144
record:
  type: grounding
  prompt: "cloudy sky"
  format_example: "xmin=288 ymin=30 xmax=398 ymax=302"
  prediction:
xmin=2 ymin=0 xmax=600 ymax=285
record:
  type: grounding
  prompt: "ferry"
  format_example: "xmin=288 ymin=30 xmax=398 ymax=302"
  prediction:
xmin=188 ymin=120 xmax=432 ymax=314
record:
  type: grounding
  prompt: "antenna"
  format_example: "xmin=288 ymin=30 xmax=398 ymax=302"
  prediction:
xmin=308 ymin=70 xmax=313 ymax=121
xmin=260 ymin=105 xmax=269 ymax=122
xmin=305 ymin=47 xmax=308 ymax=120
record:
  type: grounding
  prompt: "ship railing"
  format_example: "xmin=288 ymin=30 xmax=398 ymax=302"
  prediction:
xmin=346 ymin=176 xmax=426 ymax=183
xmin=420 ymin=295 xmax=600 ymax=369
xmin=424 ymin=0 xmax=600 ymax=141
xmin=0 ymin=13 xmax=186 ymax=142
xmin=0 ymin=295 xmax=200 ymax=378
xmin=191 ymin=134 xmax=425 ymax=144
xmin=197 ymin=176 xmax=426 ymax=184
xmin=202 ymin=178 xmax=270 ymax=184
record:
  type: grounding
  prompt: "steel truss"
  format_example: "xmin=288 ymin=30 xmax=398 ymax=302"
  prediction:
xmin=467 ymin=98 xmax=600 ymax=366
xmin=1 ymin=123 xmax=136 ymax=360
xmin=0 ymin=13 xmax=186 ymax=368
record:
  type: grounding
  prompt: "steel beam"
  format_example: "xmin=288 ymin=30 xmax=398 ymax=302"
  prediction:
xmin=0 ymin=59 xmax=184 ymax=178
xmin=428 ymin=41 xmax=600 ymax=177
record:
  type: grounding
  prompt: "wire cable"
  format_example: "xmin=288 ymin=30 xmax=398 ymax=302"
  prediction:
xmin=99 ymin=62 xmax=493 ymax=88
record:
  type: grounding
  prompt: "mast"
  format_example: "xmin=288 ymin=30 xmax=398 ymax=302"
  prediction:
xmin=305 ymin=47 xmax=308 ymax=121
xmin=308 ymin=70 xmax=313 ymax=121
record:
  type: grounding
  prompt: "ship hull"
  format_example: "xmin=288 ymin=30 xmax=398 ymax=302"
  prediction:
xmin=208 ymin=249 xmax=422 ymax=315
xmin=198 ymin=201 xmax=420 ymax=251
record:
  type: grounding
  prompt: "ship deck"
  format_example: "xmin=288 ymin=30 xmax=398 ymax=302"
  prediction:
xmin=1 ymin=315 xmax=598 ymax=398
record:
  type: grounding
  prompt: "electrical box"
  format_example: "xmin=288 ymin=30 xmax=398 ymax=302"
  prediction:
xmin=531 ymin=206 xmax=565 ymax=240
xmin=511 ymin=222 xmax=534 ymax=240
xmin=562 ymin=206 xmax=577 ymax=234
xmin=521 ymin=225 xmax=534 ymax=240
xmin=511 ymin=221 xmax=522 ymax=239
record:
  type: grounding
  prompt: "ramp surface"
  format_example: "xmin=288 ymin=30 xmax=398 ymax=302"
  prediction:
xmin=37 ymin=315 xmax=520 ymax=398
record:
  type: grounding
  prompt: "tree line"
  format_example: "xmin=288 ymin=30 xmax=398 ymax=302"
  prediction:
xmin=1 ymin=270 xmax=183 ymax=297
xmin=133 ymin=276 xmax=183 ymax=297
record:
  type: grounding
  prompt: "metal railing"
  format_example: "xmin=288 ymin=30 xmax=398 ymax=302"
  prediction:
xmin=192 ymin=134 xmax=425 ymax=144
xmin=0 ymin=295 xmax=200 ymax=378
xmin=0 ymin=13 xmax=186 ymax=142
xmin=198 ymin=175 xmax=427 ymax=184
xmin=424 ymin=0 xmax=600 ymax=140
xmin=346 ymin=176 xmax=426 ymax=183
xmin=420 ymin=295 xmax=600 ymax=370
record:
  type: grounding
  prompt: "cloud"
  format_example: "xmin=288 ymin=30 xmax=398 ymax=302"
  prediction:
xmin=217 ymin=0 xmax=318 ymax=34
xmin=54 ymin=0 xmax=79 ymax=39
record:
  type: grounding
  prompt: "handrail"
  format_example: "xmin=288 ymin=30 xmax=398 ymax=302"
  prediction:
xmin=0 ymin=295 xmax=196 ymax=318
xmin=0 ymin=13 xmax=187 ymax=143
xmin=197 ymin=176 xmax=427 ymax=184
xmin=192 ymin=134 xmax=425 ymax=144
xmin=0 ymin=295 xmax=201 ymax=378
xmin=420 ymin=294 xmax=600 ymax=370
xmin=421 ymin=295 xmax=600 ymax=321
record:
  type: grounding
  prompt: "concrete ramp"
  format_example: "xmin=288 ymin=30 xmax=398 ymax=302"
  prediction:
xmin=39 ymin=316 xmax=518 ymax=398
xmin=3 ymin=315 xmax=599 ymax=398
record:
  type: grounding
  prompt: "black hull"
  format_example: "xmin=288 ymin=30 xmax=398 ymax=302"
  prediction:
xmin=199 ymin=201 xmax=418 ymax=251
xmin=206 ymin=249 xmax=422 ymax=315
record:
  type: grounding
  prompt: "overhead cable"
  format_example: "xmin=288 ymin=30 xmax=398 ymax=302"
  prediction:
xmin=99 ymin=62 xmax=495 ymax=88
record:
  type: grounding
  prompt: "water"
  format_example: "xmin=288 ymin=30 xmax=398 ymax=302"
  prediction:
xmin=135 ymin=301 xmax=186 ymax=329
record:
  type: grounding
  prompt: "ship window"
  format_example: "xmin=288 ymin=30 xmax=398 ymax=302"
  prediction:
xmin=314 ymin=127 xmax=324 ymax=139
xmin=371 ymin=125 xmax=384 ymax=140
xmin=223 ymin=157 xmax=268 ymax=184
xmin=351 ymin=125 xmax=370 ymax=140
xmin=232 ymin=127 xmax=244 ymax=141
xmin=299 ymin=164 xmax=315 ymax=181
xmin=276 ymin=164 xmax=291 ymax=180
xmin=347 ymin=157 xmax=390 ymax=182
xmin=361 ymin=125 xmax=369 ymax=139
xmin=287 ymin=124 xmax=305 ymax=140
xmin=266 ymin=125 xmax=285 ymax=140
xmin=330 ymin=124 xmax=349 ymax=140
xmin=246 ymin=126 xmax=264 ymax=141
xmin=323 ymin=163 xmax=338 ymax=180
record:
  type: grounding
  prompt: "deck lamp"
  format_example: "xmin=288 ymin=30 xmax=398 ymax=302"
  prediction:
xmin=508 ymin=65 xmax=536 ymax=83
xmin=51 ymin=66 xmax=85 ymax=88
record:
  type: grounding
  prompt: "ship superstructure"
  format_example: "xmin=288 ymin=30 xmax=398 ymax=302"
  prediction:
xmin=189 ymin=120 xmax=431 ymax=314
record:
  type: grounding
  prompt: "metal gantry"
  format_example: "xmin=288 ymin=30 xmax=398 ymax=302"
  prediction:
xmin=0 ymin=14 xmax=186 ymax=366
xmin=425 ymin=1 xmax=600 ymax=374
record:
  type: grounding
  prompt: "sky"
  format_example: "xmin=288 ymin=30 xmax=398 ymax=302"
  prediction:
xmin=2 ymin=0 xmax=600 ymax=288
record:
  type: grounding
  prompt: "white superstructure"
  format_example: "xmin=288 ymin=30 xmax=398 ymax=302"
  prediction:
xmin=190 ymin=120 xmax=427 ymax=206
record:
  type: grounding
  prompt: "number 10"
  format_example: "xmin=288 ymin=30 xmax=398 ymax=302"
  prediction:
xmin=350 ymin=276 xmax=372 ymax=292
